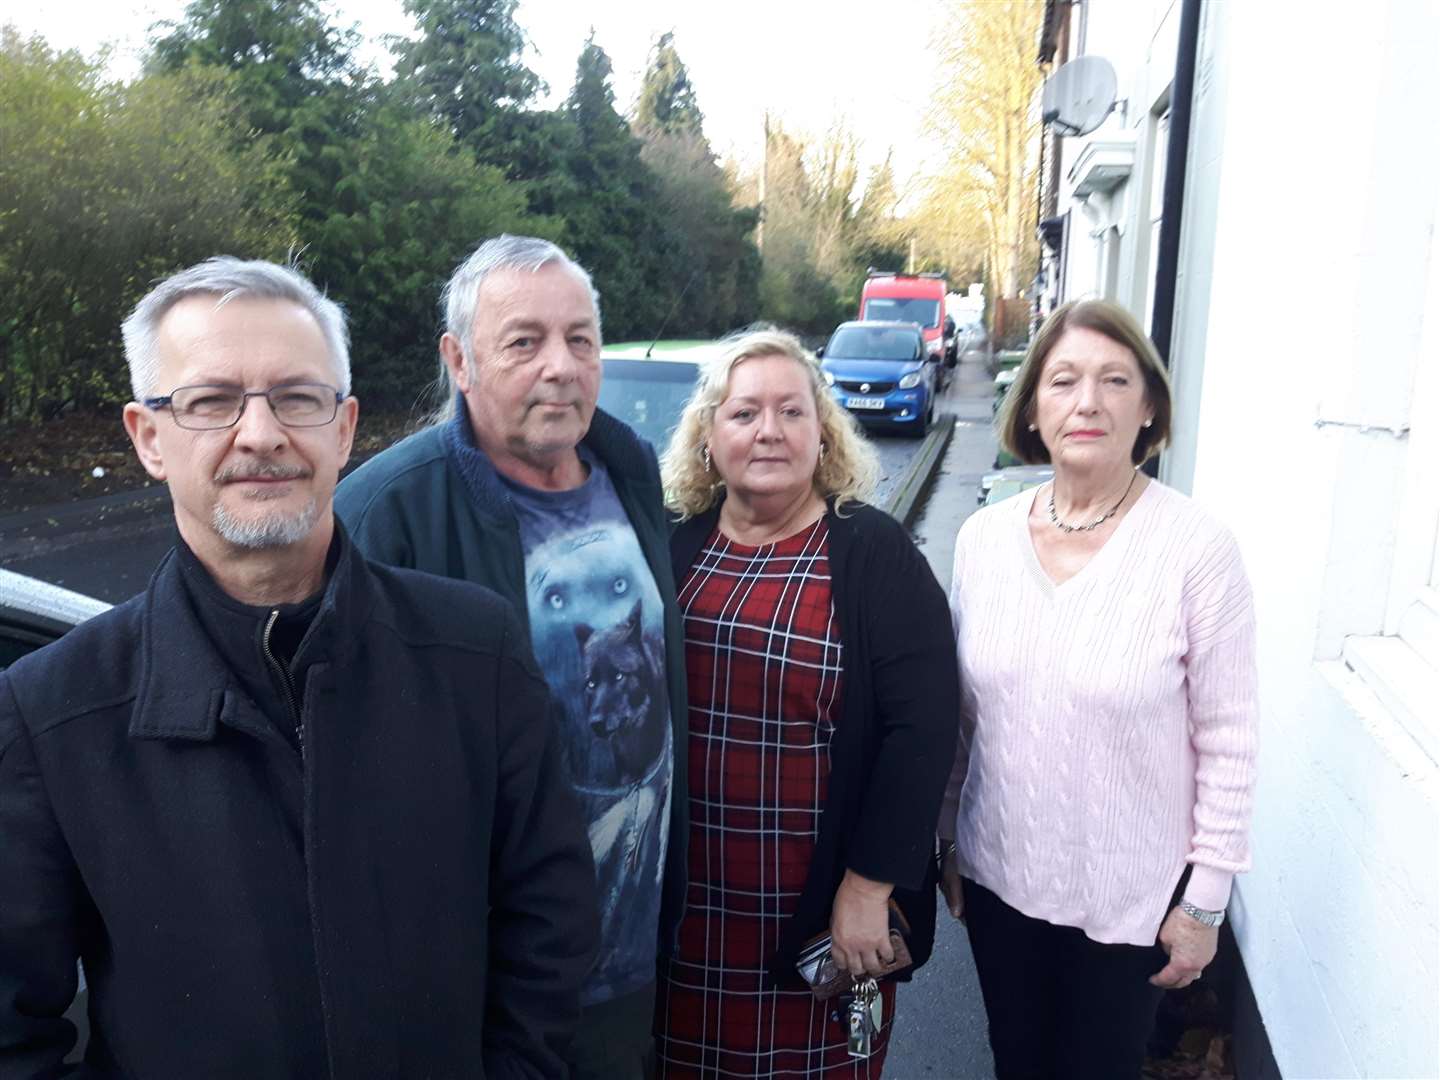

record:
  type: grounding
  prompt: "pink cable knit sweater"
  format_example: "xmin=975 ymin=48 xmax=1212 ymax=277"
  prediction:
xmin=939 ymin=479 xmax=1258 ymax=946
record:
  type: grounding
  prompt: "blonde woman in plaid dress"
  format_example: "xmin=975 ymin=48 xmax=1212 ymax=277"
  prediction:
xmin=655 ymin=329 xmax=959 ymax=1078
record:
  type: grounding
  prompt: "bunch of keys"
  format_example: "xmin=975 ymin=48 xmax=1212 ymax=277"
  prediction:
xmin=844 ymin=977 xmax=883 ymax=1059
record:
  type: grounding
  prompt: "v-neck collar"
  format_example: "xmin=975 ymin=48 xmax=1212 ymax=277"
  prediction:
xmin=1017 ymin=476 xmax=1157 ymax=595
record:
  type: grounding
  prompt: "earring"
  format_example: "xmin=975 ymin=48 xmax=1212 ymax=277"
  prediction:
xmin=1143 ymin=419 xmax=1153 ymax=429
xmin=702 ymin=446 xmax=711 ymax=472
xmin=818 ymin=443 xmax=827 ymax=462
xmin=1027 ymin=423 xmax=1038 ymax=432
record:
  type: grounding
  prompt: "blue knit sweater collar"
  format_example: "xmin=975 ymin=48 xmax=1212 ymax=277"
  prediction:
xmin=441 ymin=392 xmax=649 ymax=516
xmin=441 ymin=395 xmax=510 ymax=515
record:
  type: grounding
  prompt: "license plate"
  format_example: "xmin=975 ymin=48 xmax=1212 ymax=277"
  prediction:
xmin=845 ymin=396 xmax=886 ymax=410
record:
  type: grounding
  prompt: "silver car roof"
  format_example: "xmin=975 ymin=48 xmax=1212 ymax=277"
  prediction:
xmin=0 ymin=567 xmax=111 ymax=628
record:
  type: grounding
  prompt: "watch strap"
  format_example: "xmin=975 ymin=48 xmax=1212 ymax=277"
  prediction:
xmin=1179 ymin=898 xmax=1225 ymax=927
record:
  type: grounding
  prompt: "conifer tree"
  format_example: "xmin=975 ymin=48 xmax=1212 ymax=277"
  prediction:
xmin=633 ymin=32 xmax=704 ymax=137
xmin=149 ymin=0 xmax=360 ymax=137
xmin=561 ymin=34 xmax=678 ymax=340
xmin=633 ymin=32 xmax=759 ymax=334
xmin=391 ymin=0 xmax=538 ymax=157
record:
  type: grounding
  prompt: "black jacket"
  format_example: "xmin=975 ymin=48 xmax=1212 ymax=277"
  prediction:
xmin=0 ymin=526 xmax=598 ymax=1079
xmin=670 ymin=501 xmax=960 ymax=982
xmin=335 ymin=410 xmax=689 ymax=952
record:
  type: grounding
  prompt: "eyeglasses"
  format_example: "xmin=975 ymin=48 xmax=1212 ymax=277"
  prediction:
xmin=143 ymin=384 xmax=343 ymax=430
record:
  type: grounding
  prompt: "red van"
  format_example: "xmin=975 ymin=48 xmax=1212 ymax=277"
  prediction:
xmin=859 ymin=271 xmax=949 ymax=363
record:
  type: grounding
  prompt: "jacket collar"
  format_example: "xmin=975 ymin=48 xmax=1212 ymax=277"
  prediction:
xmin=128 ymin=521 xmax=372 ymax=742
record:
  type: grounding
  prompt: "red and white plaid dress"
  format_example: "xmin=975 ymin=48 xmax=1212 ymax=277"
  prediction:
xmin=656 ymin=518 xmax=894 ymax=1079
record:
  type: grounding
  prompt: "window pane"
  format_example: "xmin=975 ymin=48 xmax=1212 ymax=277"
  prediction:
xmin=826 ymin=327 xmax=921 ymax=360
xmin=861 ymin=298 xmax=940 ymax=328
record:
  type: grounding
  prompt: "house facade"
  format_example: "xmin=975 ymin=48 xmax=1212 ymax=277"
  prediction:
xmin=1036 ymin=1 xmax=1440 ymax=1076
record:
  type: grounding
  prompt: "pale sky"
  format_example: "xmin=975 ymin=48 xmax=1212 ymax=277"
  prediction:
xmin=3 ymin=0 xmax=945 ymax=187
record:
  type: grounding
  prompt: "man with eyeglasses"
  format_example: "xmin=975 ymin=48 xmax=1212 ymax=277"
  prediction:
xmin=0 ymin=257 xmax=598 ymax=1079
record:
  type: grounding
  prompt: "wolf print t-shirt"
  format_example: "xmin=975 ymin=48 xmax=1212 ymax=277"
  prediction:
xmin=499 ymin=446 xmax=673 ymax=1006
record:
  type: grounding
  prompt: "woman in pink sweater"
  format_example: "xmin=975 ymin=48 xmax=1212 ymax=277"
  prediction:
xmin=938 ymin=300 xmax=1258 ymax=1079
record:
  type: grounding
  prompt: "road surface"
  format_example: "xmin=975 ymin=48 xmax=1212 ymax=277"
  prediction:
xmin=883 ymin=355 xmax=999 ymax=1079
xmin=1 ymin=414 xmax=933 ymax=605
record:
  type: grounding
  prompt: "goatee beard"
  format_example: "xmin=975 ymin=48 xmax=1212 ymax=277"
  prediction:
xmin=212 ymin=497 xmax=320 ymax=549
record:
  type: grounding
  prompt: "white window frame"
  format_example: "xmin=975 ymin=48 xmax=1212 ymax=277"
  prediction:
xmin=1342 ymin=189 xmax=1440 ymax=762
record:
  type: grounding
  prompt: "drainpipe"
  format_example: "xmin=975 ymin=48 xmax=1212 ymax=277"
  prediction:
xmin=1149 ymin=0 xmax=1200 ymax=362
xmin=1146 ymin=0 xmax=1201 ymax=474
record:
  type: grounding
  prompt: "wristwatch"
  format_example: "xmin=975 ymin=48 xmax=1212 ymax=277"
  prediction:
xmin=1179 ymin=899 xmax=1225 ymax=927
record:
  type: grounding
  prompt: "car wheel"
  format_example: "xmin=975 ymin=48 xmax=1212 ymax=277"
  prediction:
xmin=908 ymin=399 xmax=932 ymax=439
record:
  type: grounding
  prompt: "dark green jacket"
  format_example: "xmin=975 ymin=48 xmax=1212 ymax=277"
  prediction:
xmin=335 ymin=409 xmax=688 ymax=953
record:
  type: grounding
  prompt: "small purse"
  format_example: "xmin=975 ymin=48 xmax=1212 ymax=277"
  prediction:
xmin=793 ymin=899 xmax=915 ymax=1001
xmin=794 ymin=901 xmax=914 ymax=1058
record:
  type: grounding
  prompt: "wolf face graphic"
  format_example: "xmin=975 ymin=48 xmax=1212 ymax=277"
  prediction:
xmin=525 ymin=528 xmax=668 ymax=792
xmin=576 ymin=600 xmax=667 ymax=783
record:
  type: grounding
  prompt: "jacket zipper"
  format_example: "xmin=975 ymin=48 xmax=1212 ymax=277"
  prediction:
xmin=263 ymin=609 xmax=333 ymax=1075
xmin=261 ymin=609 xmax=304 ymax=761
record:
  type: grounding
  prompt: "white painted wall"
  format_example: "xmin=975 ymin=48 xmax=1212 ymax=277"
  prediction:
xmin=1181 ymin=1 xmax=1440 ymax=1075
xmin=1048 ymin=0 xmax=1440 ymax=1074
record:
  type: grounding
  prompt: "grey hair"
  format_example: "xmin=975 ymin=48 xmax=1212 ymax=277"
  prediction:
xmin=431 ymin=234 xmax=601 ymax=422
xmin=121 ymin=257 xmax=351 ymax=400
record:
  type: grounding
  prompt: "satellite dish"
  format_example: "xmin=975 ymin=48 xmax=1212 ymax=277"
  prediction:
xmin=1042 ymin=55 xmax=1118 ymax=136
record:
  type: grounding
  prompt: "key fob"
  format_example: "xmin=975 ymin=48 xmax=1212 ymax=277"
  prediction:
xmin=846 ymin=978 xmax=879 ymax=1058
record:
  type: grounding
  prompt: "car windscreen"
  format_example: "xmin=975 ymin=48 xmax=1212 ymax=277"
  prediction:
xmin=861 ymin=297 xmax=940 ymax=328
xmin=597 ymin=358 xmax=702 ymax=451
xmin=825 ymin=326 xmax=922 ymax=361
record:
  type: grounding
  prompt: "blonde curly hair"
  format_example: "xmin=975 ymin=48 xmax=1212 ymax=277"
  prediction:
xmin=661 ymin=326 xmax=880 ymax=520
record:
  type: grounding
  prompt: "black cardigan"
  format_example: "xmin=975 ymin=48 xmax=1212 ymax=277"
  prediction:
xmin=670 ymin=500 xmax=960 ymax=982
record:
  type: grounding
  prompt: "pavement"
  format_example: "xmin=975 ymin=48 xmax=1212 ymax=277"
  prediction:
xmin=880 ymin=354 xmax=1000 ymax=1080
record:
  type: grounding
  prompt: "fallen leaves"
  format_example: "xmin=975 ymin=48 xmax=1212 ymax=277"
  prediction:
xmin=1143 ymin=1030 xmax=1233 ymax=1078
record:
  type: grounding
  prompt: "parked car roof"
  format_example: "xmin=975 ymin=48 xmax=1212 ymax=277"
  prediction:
xmin=978 ymin=465 xmax=1054 ymax=506
xmin=598 ymin=340 xmax=712 ymax=451
xmin=598 ymin=340 xmax=721 ymax=362
xmin=0 ymin=568 xmax=111 ymax=633
xmin=0 ymin=568 xmax=110 ymax=671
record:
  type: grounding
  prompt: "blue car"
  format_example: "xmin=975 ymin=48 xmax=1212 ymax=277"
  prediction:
xmin=817 ymin=321 xmax=938 ymax=437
